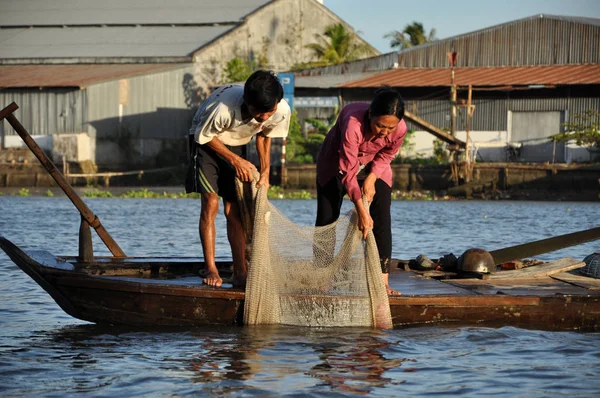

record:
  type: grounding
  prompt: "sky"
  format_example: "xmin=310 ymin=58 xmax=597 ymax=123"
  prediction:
xmin=323 ymin=0 xmax=600 ymax=53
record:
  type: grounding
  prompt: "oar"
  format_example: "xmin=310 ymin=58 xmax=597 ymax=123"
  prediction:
xmin=0 ymin=102 xmax=126 ymax=257
xmin=489 ymin=226 xmax=600 ymax=265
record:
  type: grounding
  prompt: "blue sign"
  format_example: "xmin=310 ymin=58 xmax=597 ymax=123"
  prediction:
xmin=278 ymin=73 xmax=295 ymax=94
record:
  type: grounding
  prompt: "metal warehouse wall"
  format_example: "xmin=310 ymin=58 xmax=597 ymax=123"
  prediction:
xmin=404 ymin=96 xmax=600 ymax=132
xmin=295 ymin=52 xmax=400 ymax=76
xmin=1 ymin=88 xmax=87 ymax=136
xmin=342 ymin=87 xmax=600 ymax=132
xmin=87 ymin=65 xmax=196 ymax=141
xmin=397 ymin=17 xmax=600 ymax=68
xmin=86 ymin=65 xmax=197 ymax=167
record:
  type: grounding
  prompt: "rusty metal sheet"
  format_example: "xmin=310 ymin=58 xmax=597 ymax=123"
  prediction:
xmin=341 ymin=64 xmax=600 ymax=88
xmin=0 ymin=64 xmax=189 ymax=88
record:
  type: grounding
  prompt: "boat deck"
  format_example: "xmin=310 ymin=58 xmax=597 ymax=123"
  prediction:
xmin=77 ymin=260 xmax=600 ymax=297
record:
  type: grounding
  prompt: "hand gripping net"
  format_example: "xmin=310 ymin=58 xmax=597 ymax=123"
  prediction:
xmin=236 ymin=176 xmax=392 ymax=329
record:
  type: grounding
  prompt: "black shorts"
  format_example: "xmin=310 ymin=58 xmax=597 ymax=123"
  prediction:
xmin=185 ymin=136 xmax=247 ymax=202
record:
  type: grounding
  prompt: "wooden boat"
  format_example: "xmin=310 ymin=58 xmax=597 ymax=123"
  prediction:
xmin=2 ymin=235 xmax=599 ymax=331
xmin=2 ymin=103 xmax=600 ymax=331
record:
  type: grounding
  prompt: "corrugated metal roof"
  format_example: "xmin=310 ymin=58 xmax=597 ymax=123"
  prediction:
xmin=395 ymin=14 xmax=600 ymax=56
xmin=341 ymin=65 xmax=600 ymax=88
xmin=0 ymin=0 xmax=270 ymax=26
xmin=294 ymin=52 xmax=399 ymax=77
xmin=392 ymin=14 xmax=600 ymax=68
xmin=295 ymin=72 xmax=380 ymax=88
xmin=528 ymin=14 xmax=600 ymax=27
xmin=289 ymin=14 xmax=600 ymax=76
xmin=0 ymin=25 xmax=234 ymax=58
xmin=0 ymin=64 xmax=190 ymax=88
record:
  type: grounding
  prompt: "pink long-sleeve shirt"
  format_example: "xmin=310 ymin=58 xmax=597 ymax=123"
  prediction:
xmin=316 ymin=102 xmax=407 ymax=203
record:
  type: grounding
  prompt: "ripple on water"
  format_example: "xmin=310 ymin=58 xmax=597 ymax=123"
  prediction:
xmin=1 ymin=198 xmax=600 ymax=396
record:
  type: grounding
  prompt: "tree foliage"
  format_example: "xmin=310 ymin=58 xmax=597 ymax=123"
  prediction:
xmin=551 ymin=110 xmax=600 ymax=147
xmin=286 ymin=112 xmax=331 ymax=164
xmin=222 ymin=57 xmax=255 ymax=83
xmin=222 ymin=39 xmax=270 ymax=83
xmin=551 ymin=110 xmax=600 ymax=161
xmin=305 ymin=23 xmax=376 ymax=67
xmin=304 ymin=107 xmax=338 ymax=135
xmin=385 ymin=22 xmax=437 ymax=50
xmin=285 ymin=111 xmax=312 ymax=164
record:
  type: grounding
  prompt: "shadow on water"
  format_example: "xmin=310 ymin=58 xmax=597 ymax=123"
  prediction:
xmin=34 ymin=323 xmax=418 ymax=395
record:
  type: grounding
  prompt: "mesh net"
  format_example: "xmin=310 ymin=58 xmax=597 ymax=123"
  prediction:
xmin=580 ymin=252 xmax=600 ymax=278
xmin=236 ymin=177 xmax=392 ymax=329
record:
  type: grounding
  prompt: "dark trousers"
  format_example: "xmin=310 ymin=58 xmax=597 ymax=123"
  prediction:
xmin=315 ymin=173 xmax=392 ymax=273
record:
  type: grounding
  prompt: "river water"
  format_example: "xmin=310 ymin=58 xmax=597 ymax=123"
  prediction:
xmin=1 ymin=196 xmax=599 ymax=397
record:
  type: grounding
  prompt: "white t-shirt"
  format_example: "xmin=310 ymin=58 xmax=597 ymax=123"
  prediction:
xmin=189 ymin=84 xmax=291 ymax=146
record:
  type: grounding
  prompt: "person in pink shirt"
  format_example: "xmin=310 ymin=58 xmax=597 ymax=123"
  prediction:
xmin=315 ymin=86 xmax=407 ymax=295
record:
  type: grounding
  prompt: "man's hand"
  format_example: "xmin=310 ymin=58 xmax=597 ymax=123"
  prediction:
xmin=362 ymin=173 xmax=377 ymax=203
xmin=231 ymin=157 xmax=257 ymax=182
xmin=204 ymin=139 xmax=257 ymax=182
xmin=256 ymin=171 xmax=270 ymax=188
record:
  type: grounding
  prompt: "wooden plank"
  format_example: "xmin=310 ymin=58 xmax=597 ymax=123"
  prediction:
xmin=389 ymin=271 xmax=475 ymax=296
xmin=404 ymin=110 xmax=466 ymax=147
xmin=551 ymin=272 xmax=600 ymax=290
xmin=446 ymin=277 xmax=593 ymax=296
xmin=390 ymin=295 xmax=600 ymax=331
xmin=489 ymin=258 xmax=585 ymax=279
xmin=389 ymin=295 xmax=540 ymax=306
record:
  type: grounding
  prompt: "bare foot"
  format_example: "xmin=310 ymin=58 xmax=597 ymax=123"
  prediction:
xmin=202 ymin=270 xmax=223 ymax=287
xmin=382 ymin=273 xmax=400 ymax=296
xmin=386 ymin=286 xmax=401 ymax=296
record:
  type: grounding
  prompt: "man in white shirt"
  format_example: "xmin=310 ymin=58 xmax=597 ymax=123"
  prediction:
xmin=185 ymin=70 xmax=291 ymax=288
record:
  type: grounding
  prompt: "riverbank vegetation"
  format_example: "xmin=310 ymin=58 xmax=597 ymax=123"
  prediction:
xmin=0 ymin=186 xmax=452 ymax=201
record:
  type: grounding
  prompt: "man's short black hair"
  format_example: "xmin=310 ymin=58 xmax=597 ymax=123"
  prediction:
xmin=243 ymin=70 xmax=284 ymax=113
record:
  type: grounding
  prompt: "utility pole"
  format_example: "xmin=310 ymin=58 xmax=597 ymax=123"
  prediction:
xmin=465 ymin=85 xmax=474 ymax=182
xmin=281 ymin=137 xmax=287 ymax=187
xmin=447 ymin=50 xmax=459 ymax=185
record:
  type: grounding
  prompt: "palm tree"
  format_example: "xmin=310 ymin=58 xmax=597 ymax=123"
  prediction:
xmin=305 ymin=23 xmax=376 ymax=67
xmin=385 ymin=22 xmax=437 ymax=50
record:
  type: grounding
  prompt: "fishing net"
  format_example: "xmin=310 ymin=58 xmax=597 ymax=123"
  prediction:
xmin=236 ymin=177 xmax=392 ymax=329
xmin=580 ymin=252 xmax=600 ymax=278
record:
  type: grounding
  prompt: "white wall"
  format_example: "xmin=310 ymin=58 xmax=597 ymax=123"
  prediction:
xmin=403 ymin=130 xmax=511 ymax=162
xmin=4 ymin=134 xmax=53 ymax=151
xmin=566 ymin=143 xmax=600 ymax=163
xmin=4 ymin=133 xmax=92 ymax=163
xmin=193 ymin=0 xmax=376 ymax=87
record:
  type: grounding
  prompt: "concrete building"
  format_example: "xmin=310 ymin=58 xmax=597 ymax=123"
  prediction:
xmin=0 ymin=0 xmax=376 ymax=169
xmin=293 ymin=15 xmax=600 ymax=163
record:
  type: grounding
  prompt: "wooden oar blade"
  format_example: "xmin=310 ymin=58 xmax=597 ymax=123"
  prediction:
xmin=489 ymin=226 xmax=600 ymax=265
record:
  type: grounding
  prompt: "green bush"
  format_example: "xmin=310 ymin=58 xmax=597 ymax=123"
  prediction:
xmin=83 ymin=189 xmax=113 ymax=198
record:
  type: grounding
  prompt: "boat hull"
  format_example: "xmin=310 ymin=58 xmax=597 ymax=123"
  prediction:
xmin=2 ymin=236 xmax=599 ymax=330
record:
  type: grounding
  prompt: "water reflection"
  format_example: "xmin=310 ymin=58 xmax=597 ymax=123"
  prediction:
xmin=187 ymin=329 xmax=261 ymax=383
xmin=185 ymin=326 xmax=411 ymax=394
xmin=307 ymin=332 xmax=406 ymax=394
